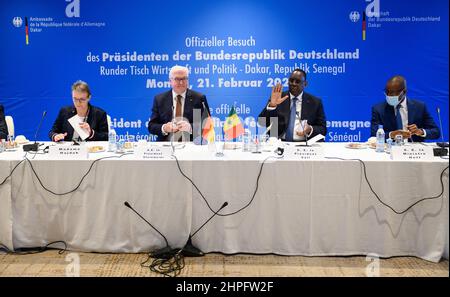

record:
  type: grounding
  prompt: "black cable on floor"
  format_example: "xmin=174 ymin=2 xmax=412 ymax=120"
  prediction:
xmin=0 ymin=241 xmax=67 ymax=255
xmin=325 ymin=156 xmax=449 ymax=214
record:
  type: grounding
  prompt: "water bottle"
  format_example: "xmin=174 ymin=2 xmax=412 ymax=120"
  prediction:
xmin=0 ymin=139 xmax=5 ymax=153
xmin=242 ymin=129 xmax=251 ymax=152
xmin=108 ymin=129 xmax=117 ymax=152
xmin=252 ymin=134 xmax=261 ymax=153
xmin=375 ymin=125 xmax=385 ymax=153
xmin=386 ymin=138 xmax=393 ymax=154
xmin=117 ymin=138 xmax=125 ymax=153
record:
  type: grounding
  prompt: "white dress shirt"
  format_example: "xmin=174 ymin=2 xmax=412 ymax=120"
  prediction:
xmin=162 ymin=90 xmax=187 ymax=135
xmin=266 ymin=92 xmax=313 ymax=140
xmin=391 ymin=97 xmax=426 ymax=139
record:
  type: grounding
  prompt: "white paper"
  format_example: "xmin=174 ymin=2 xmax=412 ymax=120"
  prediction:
xmin=68 ymin=115 xmax=90 ymax=140
xmin=48 ymin=144 xmax=88 ymax=160
xmin=390 ymin=145 xmax=434 ymax=161
xmin=284 ymin=145 xmax=324 ymax=160
xmin=135 ymin=145 xmax=172 ymax=159
xmin=307 ymin=133 xmax=325 ymax=145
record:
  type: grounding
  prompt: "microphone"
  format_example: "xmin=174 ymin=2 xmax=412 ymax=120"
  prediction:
xmin=200 ymin=99 xmax=210 ymax=146
xmin=23 ymin=110 xmax=47 ymax=152
xmin=297 ymin=112 xmax=308 ymax=146
xmin=181 ymin=201 xmax=228 ymax=257
xmin=170 ymin=105 xmax=175 ymax=152
xmin=124 ymin=201 xmax=177 ymax=259
xmin=264 ymin=122 xmax=273 ymax=136
xmin=436 ymin=107 xmax=449 ymax=148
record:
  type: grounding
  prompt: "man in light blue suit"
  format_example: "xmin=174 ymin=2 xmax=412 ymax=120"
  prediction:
xmin=371 ymin=75 xmax=440 ymax=142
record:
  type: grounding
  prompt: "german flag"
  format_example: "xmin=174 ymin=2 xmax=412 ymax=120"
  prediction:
xmin=25 ymin=17 xmax=29 ymax=45
xmin=202 ymin=115 xmax=215 ymax=143
xmin=362 ymin=11 xmax=366 ymax=41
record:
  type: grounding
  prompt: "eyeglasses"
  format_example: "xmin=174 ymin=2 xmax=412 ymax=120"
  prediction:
xmin=73 ymin=98 xmax=89 ymax=103
xmin=172 ymin=77 xmax=188 ymax=83
xmin=288 ymin=78 xmax=306 ymax=84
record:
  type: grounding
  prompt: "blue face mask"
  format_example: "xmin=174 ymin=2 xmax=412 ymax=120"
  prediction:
xmin=385 ymin=90 xmax=405 ymax=107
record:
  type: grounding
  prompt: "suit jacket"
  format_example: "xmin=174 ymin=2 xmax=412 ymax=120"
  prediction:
xmin=258 ymin=91 xmax=327 ymax=140
xmin=48 ymin=104 xmax=109 ymax=141
xmin=0 ymin=104 xmax=8 ymax=140
xmin=371 ymin=98 xmax=440 ymax=142
xmin=148 ymin=89 xmax=209 ymax=141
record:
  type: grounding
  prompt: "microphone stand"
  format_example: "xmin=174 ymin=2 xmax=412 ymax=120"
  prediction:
xmin=437 ymin=107 xmax=449 ymax=148
xmin=434 ymin=107 xmax=449 ymax=156
xmin=23 ymin=111 xmax=47 ymax=152
xmin=124 ymin=201 xmax=177 ymax=259
xmin=170 ymin=105 xmax=175 ymax=153
xmin=296 ymin=112 xmax=308 ymax=147
xmin=181 ymin=202 xmax=228 ymax=257
xmin=200 ymin=100 xmax=210 ymax=146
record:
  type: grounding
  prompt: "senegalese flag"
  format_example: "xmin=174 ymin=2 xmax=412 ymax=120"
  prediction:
xmin=25 ymin=17 xmax=29 ymax=45
xmin=223 ymin=106 xmax=244 ymax=140
xmin=202 ymin=115 xmax=215 ymax=143
xmin=362 ymin=11 xmax=366 ymax=41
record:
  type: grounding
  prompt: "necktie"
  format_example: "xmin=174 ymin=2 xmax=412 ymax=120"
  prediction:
xmin=175 ymin=95 xmax=182 ymax=119
xmin=396 ymin=104 xmax=403 ymax=130
xmin=174 ymin=95 xmax=183 ymax=142
xmin=285 ymin=97 xmax=298 ymax=141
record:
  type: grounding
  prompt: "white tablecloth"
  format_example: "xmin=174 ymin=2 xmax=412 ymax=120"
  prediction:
xmin=0 ymin=142 xmax=448 ymax=262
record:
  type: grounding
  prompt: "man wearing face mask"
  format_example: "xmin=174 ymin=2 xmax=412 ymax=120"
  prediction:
xmin=258 ymin=68 xmax=326 ymax=141
xmin=371 ymin=75 xmax=440 ymax=142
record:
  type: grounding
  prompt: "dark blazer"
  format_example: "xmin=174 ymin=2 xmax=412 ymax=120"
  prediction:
xmin=371 ymin=98 xmax=440 ymax=142
xmin=148 ymin=89 xmax=209 ymax=141
xmin=258 ymin=91 xmax=327 ymax=140
xmin=0 ymin=104 xmax=8 ymax=139
xmin=48 ymin=104 xmax=109 ymax=141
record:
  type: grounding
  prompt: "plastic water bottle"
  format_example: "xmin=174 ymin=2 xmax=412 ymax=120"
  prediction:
xmin=242 ymin=129 xmax=251 ymax=152
xmin=108 ymin=129 xmax=117 ymax=152
xmin=386 ymin=138 xmax=393 ymax=154
xmin=376 ymin=125 xmax=385 ymax=153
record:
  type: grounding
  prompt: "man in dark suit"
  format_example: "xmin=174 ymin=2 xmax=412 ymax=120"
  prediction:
xmin=258 ymin=68 xmax=326 ymax=141
xmin=371 ymin=75 xmax=440 ymax=142
xmin=148 ymin=65 xmax=209 ymax=142
xmin=0 ymin=104 xmax=8 ymax=140
xmin=49 ymin=80 xmax=109 ymax=142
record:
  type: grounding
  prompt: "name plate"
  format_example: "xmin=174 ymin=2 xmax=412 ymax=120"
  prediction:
xmin=284 ymin=145 xmax=324 ymax=160
xmin=135 ymin=146 xmax=172 ymax=159
xmin=390 ymin=145 xmax=434 ymax=161
xmin=48 ymin=145 xmax=88 ymax=159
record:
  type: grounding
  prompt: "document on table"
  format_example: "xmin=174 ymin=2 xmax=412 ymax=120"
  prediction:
xmin=68 ymin=115 xmax=89 ymax=140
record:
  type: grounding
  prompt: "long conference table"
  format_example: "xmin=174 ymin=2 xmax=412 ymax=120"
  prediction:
xmin=0 ymin=142 xmax=448 ymax=262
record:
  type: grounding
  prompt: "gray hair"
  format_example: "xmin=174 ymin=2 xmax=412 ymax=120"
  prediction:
xmin=72 ymin=80 xmax=92 ymax=98
xmin=169 ymin=65 xmax=189 ymax=80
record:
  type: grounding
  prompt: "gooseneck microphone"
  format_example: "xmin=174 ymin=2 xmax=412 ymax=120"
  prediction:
xmin=124 ymin=201 xmax=176 ymax=259
xmin=191 ymin=202 xmax=228 ymax=238
xmin=297 ymin=111 xmax=308 ymax=146
xmin=436 ymin=107 xmax=449 ymax=148
xmin=170 ymin=105 xmax=175 ymax=152
xmin=181 ymin=201 xmax=228 ymax=257
xmin=23 ymin=110 xmax=47 ymax=152
xmin=200 ymin=98 xmax=211 ymax=146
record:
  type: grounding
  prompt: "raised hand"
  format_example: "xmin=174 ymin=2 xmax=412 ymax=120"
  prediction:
xmin=269 ymin=83 xmax=289 ymax=107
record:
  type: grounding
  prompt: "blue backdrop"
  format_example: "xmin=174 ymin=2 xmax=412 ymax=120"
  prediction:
xmin=1 ymin=0 xmax=448 ymax=141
